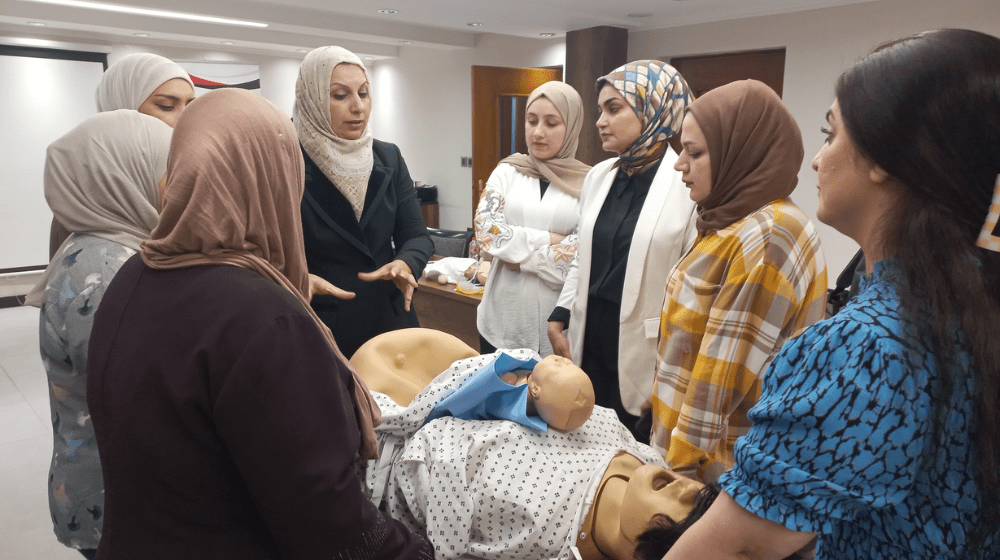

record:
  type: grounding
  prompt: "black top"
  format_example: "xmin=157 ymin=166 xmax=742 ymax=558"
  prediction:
xmin=87 ymin=257 xmax=432 ymax=560
xmin=301 ymin=139 xmax=433 ymax=357
xmin=588 ymin=160 xmax=661 ymax=304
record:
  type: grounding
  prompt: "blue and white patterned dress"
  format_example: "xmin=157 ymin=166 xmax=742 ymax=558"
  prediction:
xmin=39 ymin=234 xmax=135 ymax=550
xmin=720 ymin=260 xmax=997 ymax=559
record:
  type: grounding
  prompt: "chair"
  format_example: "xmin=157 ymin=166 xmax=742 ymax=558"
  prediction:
xmin=427 ymin=227 xmax=473 ymax=258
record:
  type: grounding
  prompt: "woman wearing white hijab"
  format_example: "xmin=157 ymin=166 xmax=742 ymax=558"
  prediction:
xmin=294 ymin=46 xmax=433 ymax=358
xmin=474 ymin=81 xmax=591 ymax=356
xmin=49 ymin=53 xmax=194 ymax=257
xmin=27 ymin=110 xmax=172 ymax=559
xmin=95 ymin=52 xmax=195 ymax=127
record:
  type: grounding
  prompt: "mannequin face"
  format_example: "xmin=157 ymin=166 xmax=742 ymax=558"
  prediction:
xmin=137 ymin=78 xmax=195 ymax=128
xmin=675 ymin=113 xmax=712 ymax=203
xmin=525 ymin=96 xmax=567 ymax=160
xmin=596 ymin=83 xmax=643 ymax=154
xmin=594 ymin=458 xmax=704 ymax=560
xmin=328 ymin=63 xmax=371 ymax=140
xmin=527 ymin=355 xmax=595 ymax=431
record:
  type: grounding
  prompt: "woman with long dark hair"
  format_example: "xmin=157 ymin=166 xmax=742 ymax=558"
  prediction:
xmin=660 ymin=28 xmax=1000 ymax=559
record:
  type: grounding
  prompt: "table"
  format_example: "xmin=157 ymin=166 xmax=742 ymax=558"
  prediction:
xmin=412 ymin=277 xmax=482 ymax=351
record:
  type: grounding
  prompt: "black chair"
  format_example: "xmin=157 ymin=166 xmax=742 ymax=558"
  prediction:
xmin=427 ymin=227 xmax=473 ymax=258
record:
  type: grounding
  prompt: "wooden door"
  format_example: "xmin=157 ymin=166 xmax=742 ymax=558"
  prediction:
xmin=471 ymin=65 xmax=563 ymax=216
xmin=669 ymin=48 xmax=786 ymax=99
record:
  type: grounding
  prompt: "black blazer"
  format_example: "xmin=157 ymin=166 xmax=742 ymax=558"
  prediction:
xmin=301 ymin=139 xmax=433 ymax=357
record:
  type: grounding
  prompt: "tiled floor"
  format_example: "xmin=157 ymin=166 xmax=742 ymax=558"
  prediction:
xmin=0 ymin=305 xmax=85 ymax=559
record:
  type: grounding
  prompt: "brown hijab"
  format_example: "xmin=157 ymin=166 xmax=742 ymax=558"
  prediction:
xmin=687 ymin=79 xmax=804 ymax=234
xmin=142 ymin=88 xmax=381 ymax=459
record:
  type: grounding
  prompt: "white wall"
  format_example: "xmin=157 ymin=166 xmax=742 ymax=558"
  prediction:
xmin=629 ymin=0 xmax=1000 ymax=284
xmin=370 ymin=35 xmax=565 ymax=229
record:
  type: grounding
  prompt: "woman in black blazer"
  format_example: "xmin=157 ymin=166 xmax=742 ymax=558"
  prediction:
xmin=294 ymin=46 xmax=433 ymax=357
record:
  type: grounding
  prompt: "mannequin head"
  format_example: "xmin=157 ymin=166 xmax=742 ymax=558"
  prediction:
xmin=351 ymin=328 xmax=479 ymax=406
xmin=589 ymin=454 xmax=708 ymax=560
xmin=526 ymin=355 xmax=595 ymax=431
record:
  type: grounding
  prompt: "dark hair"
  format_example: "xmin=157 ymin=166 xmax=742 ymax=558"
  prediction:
xmin=633 ymin=483 xmax=720 ymax=560
xmin=836 ymin=28 xmax=1000 ymax=550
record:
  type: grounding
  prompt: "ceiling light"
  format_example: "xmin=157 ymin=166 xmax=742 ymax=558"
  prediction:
xmin=297 ymin=48 xmax=309 ymax=53
xmin=221 ymin=41 xmax=234 ymax=45
xmin=467 ymin=22 xmax=483 ymax=27
xmin=134 ymin=32 xmax=149 ymax=36
xmin=362 ymin=55 xmax=375 ymax=60
xmin=22 ymin=0 xmax=268 ymax=28
xmin=27 ymin=21 xmax=46 ymax=26
xmin=377 ymin=9 xmax=398 ymax=14
xmin=539 ymin=33 xmax=556 ymax=37
xmin=399 ymin=40 xmax=411 ymax=44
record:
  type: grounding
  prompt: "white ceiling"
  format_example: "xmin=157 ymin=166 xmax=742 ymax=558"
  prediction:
xmin=0 ymin=0 xmax=879 ymax=59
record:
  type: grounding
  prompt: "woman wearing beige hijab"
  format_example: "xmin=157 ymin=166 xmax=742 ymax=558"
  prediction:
xmin=475 ymin=81 xmax=591 ymax=356
xmin=295 ymin=46 xmax=433 ymax=358
xmin=27 ymin=109 xmax=172 ymax=559
xmin=50 ymin=53 xmax=196 ymax=257
xmin=86 ymin=88 xmax=431 ymax=559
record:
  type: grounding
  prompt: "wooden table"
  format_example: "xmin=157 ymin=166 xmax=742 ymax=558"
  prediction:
xmin=412 ymin=277 xmax=482 ymax=351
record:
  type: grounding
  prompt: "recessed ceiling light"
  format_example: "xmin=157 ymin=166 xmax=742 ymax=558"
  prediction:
xmin=539 ymin=32 xmax=556 ymax=37
xmin=399 ymin=40 xmax=411 ymax=44
xmin=21 ymin=0 xmax=268 ymax=28
xmin=134 ymin=32 xmax=149 ymax=37
xmin=377 ymin=9 xmax=397 ymax=14
xmin=627 ymin=12 xmax=654 ymax=18
xmin=467 ymin=22 xmax=483 ymax=27
xmin=297 ymin=48 xmax=309 ymax=53
xmin=362 ymin=55 xmax=375 ymax=60
xmin=27 ymin=21 xmax=46 ymax=26
xmin=221 ymin=41 xmax=234 ymax=45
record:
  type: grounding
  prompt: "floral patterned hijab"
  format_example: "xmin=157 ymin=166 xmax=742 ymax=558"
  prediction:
xmin=597 ymin=60 xmax=693 ymax=176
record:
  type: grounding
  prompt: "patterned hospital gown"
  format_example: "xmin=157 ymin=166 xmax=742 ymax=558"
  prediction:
xmin=721 ymin=261 xmax=999 ymax=559
xmin=363 ymin=350 xmax=666 ymax=560
xmin=39 ymin=234 xmax=135 ymax=549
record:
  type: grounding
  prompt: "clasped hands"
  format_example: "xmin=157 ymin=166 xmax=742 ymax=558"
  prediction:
xmin=308 ymin=259 xmax=418 ymax=312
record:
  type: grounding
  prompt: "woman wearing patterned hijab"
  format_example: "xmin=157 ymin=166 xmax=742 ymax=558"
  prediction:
xmin=650 ymin=80 xmax=827 ymax=482
xmin=294 ymin=46 xmax=433 ymax=358
xmin=475 ymin=81 xmax=591 ymax=356
xmin=548 ymin=60 xmax=699 ymax=442
xmin=86 ymin=89 xmax=431 ymax=559
xmin=25 ymin=109 xmax=172 ymax=559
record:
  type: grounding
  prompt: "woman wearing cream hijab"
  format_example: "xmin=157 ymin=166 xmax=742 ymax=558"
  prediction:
xmin=86 ymin=88 xmax=430 ymax=559
xmin=95 ymin=52 xmax=195 ymax=127
xmin=49 ymin=53 xmax=195 ymax=257
xmin=475 ymin=81 xmax=591 ymax=356
xmin=294 ymin=46 xmax=433 ymax=358
xmin=28 ymin=109 xmax=172 ymax=559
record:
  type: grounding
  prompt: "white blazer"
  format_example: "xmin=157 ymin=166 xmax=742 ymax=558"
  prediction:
xmin=555 ymin=151 xmax=698 ymax=415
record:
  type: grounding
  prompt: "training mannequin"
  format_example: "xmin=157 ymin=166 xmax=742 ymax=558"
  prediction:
xmin=353 ymin=329 xmax=708 ymax=560
xmin=353 ymin=330 xmax=595 ymax=431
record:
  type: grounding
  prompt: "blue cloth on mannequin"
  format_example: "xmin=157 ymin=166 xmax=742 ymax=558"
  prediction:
xmin=425 ymin=352 xmax=547 ymax=431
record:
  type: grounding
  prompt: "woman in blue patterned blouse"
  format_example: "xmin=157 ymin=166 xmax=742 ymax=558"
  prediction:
xmin=647 ymin=28 xmax=1000 ymax=560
